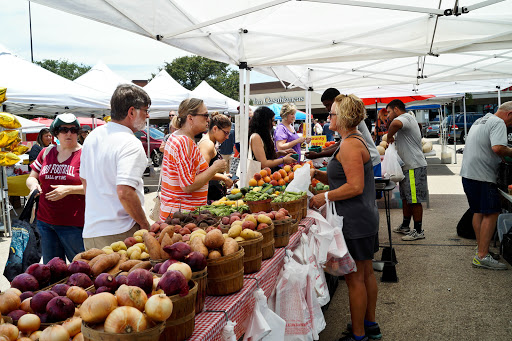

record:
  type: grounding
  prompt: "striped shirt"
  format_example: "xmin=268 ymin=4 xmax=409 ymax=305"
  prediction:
xmin=160 ymin=133 xmax=208 ymax=219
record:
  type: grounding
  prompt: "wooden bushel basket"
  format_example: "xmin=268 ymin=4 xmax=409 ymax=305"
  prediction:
xmin=82 ymin=321 xmax=165 ymax=341
xmin=290 ymin=220 xmax=299 ymax=235
xmin=301 ymin=195 xmax=308 ymax=220
xmin=247 ymin=198 xmax=272 ymax=213
xmin=273 ymin=218 xmax=292 ymax=248
xmin=159 ymin=281 xmax=198 ymax=341
xmin=191 ymin=267 xmax=207 ymax=314
xmin=270 ymin=198 xmax=303 ymax=221
xmin=238 ymin=234 xmax=263 ymax=274
xmin=260 ymin=223 xmax=275 ymax=260
xmin=206 ymin=247 xmax=245 ymax=295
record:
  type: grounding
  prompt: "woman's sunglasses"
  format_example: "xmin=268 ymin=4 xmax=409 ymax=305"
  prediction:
xmin=58 ymin=127 xmax=79 ymax=134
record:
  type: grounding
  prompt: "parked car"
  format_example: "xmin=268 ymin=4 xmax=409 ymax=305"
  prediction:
xmin=425 ymin=122 xmax=440 ymax=138
xmin=134 ymin=127 xmax=165 ymax=166
xmin=439 ymin=113 xmax=484 ymax=143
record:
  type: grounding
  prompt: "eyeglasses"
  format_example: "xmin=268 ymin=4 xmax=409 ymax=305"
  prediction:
xmin=191 ymin=113 xmax=209 ymax=118
xmin=221 ymin=129 xmax=231 ymax=137
xmin=328 ymin=112 xmax=337 ymax=118
xmin=136 ymin=107 xmax=150 ymax=114
xmin=58 ymin=127 xmax=79 ymax=134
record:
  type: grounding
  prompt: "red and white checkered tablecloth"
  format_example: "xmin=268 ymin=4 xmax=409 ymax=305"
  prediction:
xmin=188 ymin=217 xmax=315 ymax=341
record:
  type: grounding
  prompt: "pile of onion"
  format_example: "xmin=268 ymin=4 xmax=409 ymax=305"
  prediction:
xmin=17 ymin=313 xmax=41 ymax=334
xmin=104 ymin=306 xmax=147 ymax=334
xmin=79 ymin=292 xmax=118 ymax=324
xmin=115 ymin=285 xmax=147 ymax=311
xmin=40 ymin=324 xmax=69 ymax=341
xmin=0 ymin=291 xmax=21 ymax=315
xmin=144 ymin=294 xmax=173 ymax=322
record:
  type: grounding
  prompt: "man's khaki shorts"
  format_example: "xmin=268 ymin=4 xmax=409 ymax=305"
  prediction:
xmin=83 ymin=224 xmax=140 ymax=250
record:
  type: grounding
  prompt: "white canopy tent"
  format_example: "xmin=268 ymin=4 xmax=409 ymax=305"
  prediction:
xmin=191 ymin=80 xmax=240 ymax=114
xmin=0 ymin=44 xmax=110 ymax=115
xmin=31 ymin=0 xmax=512 ymax=185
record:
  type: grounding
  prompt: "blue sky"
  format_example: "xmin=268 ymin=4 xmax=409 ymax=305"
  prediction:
xmin=0 ymin=0 xmax=274 ymax=84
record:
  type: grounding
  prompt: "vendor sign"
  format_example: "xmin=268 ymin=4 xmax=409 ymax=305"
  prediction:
xmin=311 ymin=135 xmax=326 ymax=147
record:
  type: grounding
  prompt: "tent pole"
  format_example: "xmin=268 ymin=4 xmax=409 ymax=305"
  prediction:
xmin=463 ymin=95 xmax=467 ymax=143
xmin=497 ymin=86 xmax=501 ymax=106
xmin=238 ymin=63 xmax=247 ymax=187
xmin=146 ymin=117 xmax=150 ymax=163
xmin=452 ymin=101 xmax=456 ymax=164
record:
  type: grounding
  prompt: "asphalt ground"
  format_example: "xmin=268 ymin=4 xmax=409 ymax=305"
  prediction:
xmin=1 ymin=138 xmax=511 ymax=341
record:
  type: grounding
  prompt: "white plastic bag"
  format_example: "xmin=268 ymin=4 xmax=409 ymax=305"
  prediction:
xmin=286 ymin=163 xmax=311 ymax=193
xmin=244 ymin=288 xmax=286 ymax=341
xmin=381 ymin=144 xmax=404 ymax=182
xmin=221 ymin=320 xmax=237 ymax=341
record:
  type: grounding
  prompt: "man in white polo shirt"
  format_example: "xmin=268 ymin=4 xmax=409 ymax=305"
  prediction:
xmin=80 ymin=84 xmax=151 ymax=249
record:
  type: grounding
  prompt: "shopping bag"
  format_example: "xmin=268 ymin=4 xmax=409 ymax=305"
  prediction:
xmin=149 ymin=171 xmax=162 ymax=221
xmin=286 ymin=163 xmax=311 ymax=193
xmin=236 ymin=136 xmax=262 ymax=187
xmin=221 ymin=320 xmax=237 ymax=341
xmin=244 ymin=288 xmax=286 ymax=341
xmin=381 ymin=143 xmax=404 ymax=183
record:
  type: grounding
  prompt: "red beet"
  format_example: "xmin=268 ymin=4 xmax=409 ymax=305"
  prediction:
xmin=67 ymin=273 xmax=93 ymax=288
xmin=115 ymin=274 xmax=128 ymax=287
xmin=164 ymin=242 xmax=191 ymax=261
xmin=46 ymin=296 xmax=75 ymax=322
xmin=51 ymin=283 xmax=70 ymax=297
xmin=157 ymin=270 xmax=189 ymax=297
xmin=126 ymin=269 xmax=153 ymax=294
xmin=19 ymin=291 xmax=34 ymax=301
xmin=31 ymin=291 xmax=56 ymax=314
xmin=47 ymin=257 xmax=69 ymax=282
xmin=11 ymin=274 xmax=39 ymax=292
xmin=25 ymin=263 xmax=51 ymax=287
xmin=7 ymin=309 xmax=26 ymax=322
xmin=184 ymin=252 xmax=207 ymax=272
xmin=67 ymin=261 xmax=91 ymax=276
xmin=95 ymin=286 xmax=112 ymax=294
xmin=158 ymin=259 xmax=178 ymax=274
xmin=94 ymin=273 xmax=117 ymax=291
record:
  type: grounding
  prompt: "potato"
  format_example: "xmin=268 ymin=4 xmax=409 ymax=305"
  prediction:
xmin=227 ymin=224 xmax=242 ymax=238
xmin=240 ymin=229 xmax=259 ymax=240
xmin=256 ymin=214 xmax=272 ymax=225
xmin=382 ymin=134 xmax=388 ymax=142
xmin=142 ymin=233 xmax=160 ymax=260
xmin=376 ymin=146 xmax=385 ymax=155
xmin=190 ymin=236 xmax=209 ymax=258
xmin=134 ymin=235 xmax=143 ymax=243
xmin=234 ymin=236 xmax=245 ymax=242
xmin=80 ymin=248 xmax=105 ymax=260
xmin=171 ymin=233 xmax=182 ymax=244
xmin=222 ymin=237 xmax=239 ymax=256
xmin=208 ymin=250 xmax=222 ymax=260
xmin=204 ymin=229 xmax=225 ymax=249
xmin=379 ymin=141 xmax=388 ymax=149
xmin=92 ymin=252 xmax=121 ymax=276
xmin=102 ymin=246 xmax=114 ymax=254
xmin=133 ymin=229 xmax=149 ymax=238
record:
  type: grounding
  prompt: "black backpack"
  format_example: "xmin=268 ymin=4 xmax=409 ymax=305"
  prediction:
xmin=456 ymin=208 xmax=476 ymax=239
xmin=3 ymin=190 xmax=42 ymax=282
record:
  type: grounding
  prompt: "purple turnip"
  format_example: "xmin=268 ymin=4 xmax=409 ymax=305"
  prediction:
xmin=163 ymin=242 xmax=191 ymax=261
xmin=184 ymin=252 xmax=207 ymax=272
xmin=25 ymin=263 xmax=51 ymax=287
xmin=31 ymin=291 xmax=55 ymax=314
xmin=67 ymin=261 xmax=91 ymax=276
xmin=67 ymin=273 xmax=93 ymax=288
xmin=95 ymin=286 xmax=112 ymax=294
xmin=153 ymin=263 xmax=162 ymax=273
xmin=115 ymin=274 xmax=128 ymax=287
xmin=158 ymin=259 xmax=178 ymax=274
xmin=157 ymin=270 xmax=189 ymax=297
xmin=51 ymin=283 xmax=70 ymax=297
xmin=11 ymin=274 xmax=39 ymax=292
xmin=46 ymin=296 xmax=75 ymax=322
xmin=94 ymin=273 xmax=117 ymax=291
xmin=19 ymin=291 xmax=34 ymax=301
xmin=47 ymin=257 xmax=69 ymax=282
xmin=126 ymin=269 xmax=153 ymax=294
xmin=7 ymin=309 xmax=26 ymax=322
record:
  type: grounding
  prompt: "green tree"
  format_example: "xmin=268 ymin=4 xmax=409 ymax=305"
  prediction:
xmin=156 ymin=56 xmax=239 ymax=100
xmin=34 ymin=59 xmax=91 ymax=80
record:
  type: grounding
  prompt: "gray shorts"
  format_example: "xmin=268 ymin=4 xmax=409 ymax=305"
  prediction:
xmin=399 ymin=166 xmax=428 ymax=204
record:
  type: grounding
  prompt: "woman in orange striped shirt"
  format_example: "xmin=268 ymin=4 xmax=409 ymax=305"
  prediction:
xmin=159 ymin=98 xmax=227 ymax=220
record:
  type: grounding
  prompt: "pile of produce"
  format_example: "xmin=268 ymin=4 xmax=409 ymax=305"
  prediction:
xmin=311 ymin=179 xmax=329 ymax=193
xmin=248 ymin=166 xmax=301 ymax=188
xmin=165 ymin=210 xmax=219 ymax=228
xmin=225 ymin=214 xmax=266 ymax=241
xmin=192 ymin=203 xmax=249 ymax=216
xmin=271 ymin=191 xmax=306 ymax=203
xmin=322 ymin=141 xmax=336 ymax=148
xmin=188 ymin=228 xmax=240 ymax=260
xmin=244 ymin=188 xmax=273 ymax=202
xmin=421 ymin=138 xmax=433 ymax=153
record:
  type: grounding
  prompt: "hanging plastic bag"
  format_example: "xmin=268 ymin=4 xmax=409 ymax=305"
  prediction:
xmin=222 ymin=320 xmax=237 ymax=341
xmin=0 ymin=130 xmax=20 ymax=148
xmin=0 ymin=88 xmax=7 ymax=104
xmin=292 ymin=233 xmax=330 ymax=307
xmin=8 ymin=143 xmax=29 ymax=156
xmin=0 ymin=151 xmax=20 ymax=166
xmin=286 ymin=163 xmax=311 ymax=193
xmin=381 ymin=144 xmax=404 ymax=182
xmin=0 ymin=112 xmax=21 ymax=129
xmin=244 ymin=288 xmax=286 ymax=341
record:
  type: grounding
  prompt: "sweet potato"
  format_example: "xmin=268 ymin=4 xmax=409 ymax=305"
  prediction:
xmin=81 ymin=248 xmax=105 ymax=260
xmin=143 ymin=232 xmax=162 ymax=260
xmin=119 ymin=260 xmax=142 ymax=272
xmin=107 ymin=253 xmax=128 ymax=275
xmin=158 ymin=226 xmax=174 ymax=244
xmin=91 ymin=253 xmax=121 ymax=276
xmin=190 ymin=237 xmax=209 ymax=258
xmin=204 ymin=229 xmax=224 ymax=249
xmin=128 ymin=261 xmax=152 ymax=273
xmin=222 ymin=237 xmax=239 ymax=256
xmin=171 ymin=233 xmax=182 ymax=244
xmin=88 ymin=254 xmax=106 ymax=269
xmin=160 ymin=234 xmax=173 ymax=259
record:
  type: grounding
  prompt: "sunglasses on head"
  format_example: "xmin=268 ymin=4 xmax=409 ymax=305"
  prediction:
xmin=58 ymin=126 xmax=79 ymax=134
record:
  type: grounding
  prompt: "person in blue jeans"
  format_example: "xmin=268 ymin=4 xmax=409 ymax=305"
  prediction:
xmin=26 ymin=113 xmax=85 ymax=263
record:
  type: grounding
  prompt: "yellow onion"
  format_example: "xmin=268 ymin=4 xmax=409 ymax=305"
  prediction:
xmin=104 ymin=306 xmax=147 ymax=334
xmin=4 ymin=288 xmax=21 ymax=297
xmin=20 ymin=298 xmax=34 ymax=313
xmin=29 ymin=330 xmax=42 ymax=340
xmin=79 ymin=292 xmax=117 ymax=324
xmin=72 ymin=333 xmax=84 ymax=341
xmin=144 ymin=294 xmax=173 ymax=322
xmin=66 ymin=286 xmax=88 ymax=304
xmin=115 ymin=285 xmax=147 ymax=311
xmin=0 ymin=323 xmax=19 ymax=341
xmin=39 ymin=325 xmax=69 ymax=341
xmin=18 ymin=338 xmax=32 ymax=341
xmin=61 ymin=316 xmax=82 ymax=337
xmin=0 ymin=292 xmax=21 ymax=314
xmin=74 ymin=307 xmax=80 ymax=317
xmin=167 ymin=262 xmax=192 ymax=281
xmin=17 ymin=313 xmax=40 ymax=334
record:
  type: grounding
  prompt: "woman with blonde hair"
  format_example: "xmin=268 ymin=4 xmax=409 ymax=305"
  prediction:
xmin=274 ymin=103 xmax=310 ymax=160
xmin=159 ymin=98 xmax=226 ymax=219
xmin=310 ymin=94 xmax=380 ymax=341
xmin=198 ymin=112 xmax=234 ymax=202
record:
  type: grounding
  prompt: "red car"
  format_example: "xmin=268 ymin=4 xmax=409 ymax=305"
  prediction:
xmin=134 ymin=127 xmax=164 ymax=166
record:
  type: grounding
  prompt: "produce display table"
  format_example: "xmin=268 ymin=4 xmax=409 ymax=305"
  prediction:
xmin=189 ymin=217 xmax=315 ymax=341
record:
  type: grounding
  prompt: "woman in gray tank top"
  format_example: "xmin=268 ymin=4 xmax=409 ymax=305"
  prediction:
xmin=309 ymin=94 xmax=381 ymax=341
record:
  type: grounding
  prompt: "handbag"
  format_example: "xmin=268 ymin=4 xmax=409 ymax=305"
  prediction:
xmin=149 ymin=171 xmax=162 ymax=221
xmin=236 ymin=135 xmax=261 ymax=187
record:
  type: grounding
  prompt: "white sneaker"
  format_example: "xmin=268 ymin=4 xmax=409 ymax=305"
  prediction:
xmin=402 ymin=229 xmax=425 ymax=241
xmin=393 ymin=224 xmax=410 ymax=234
